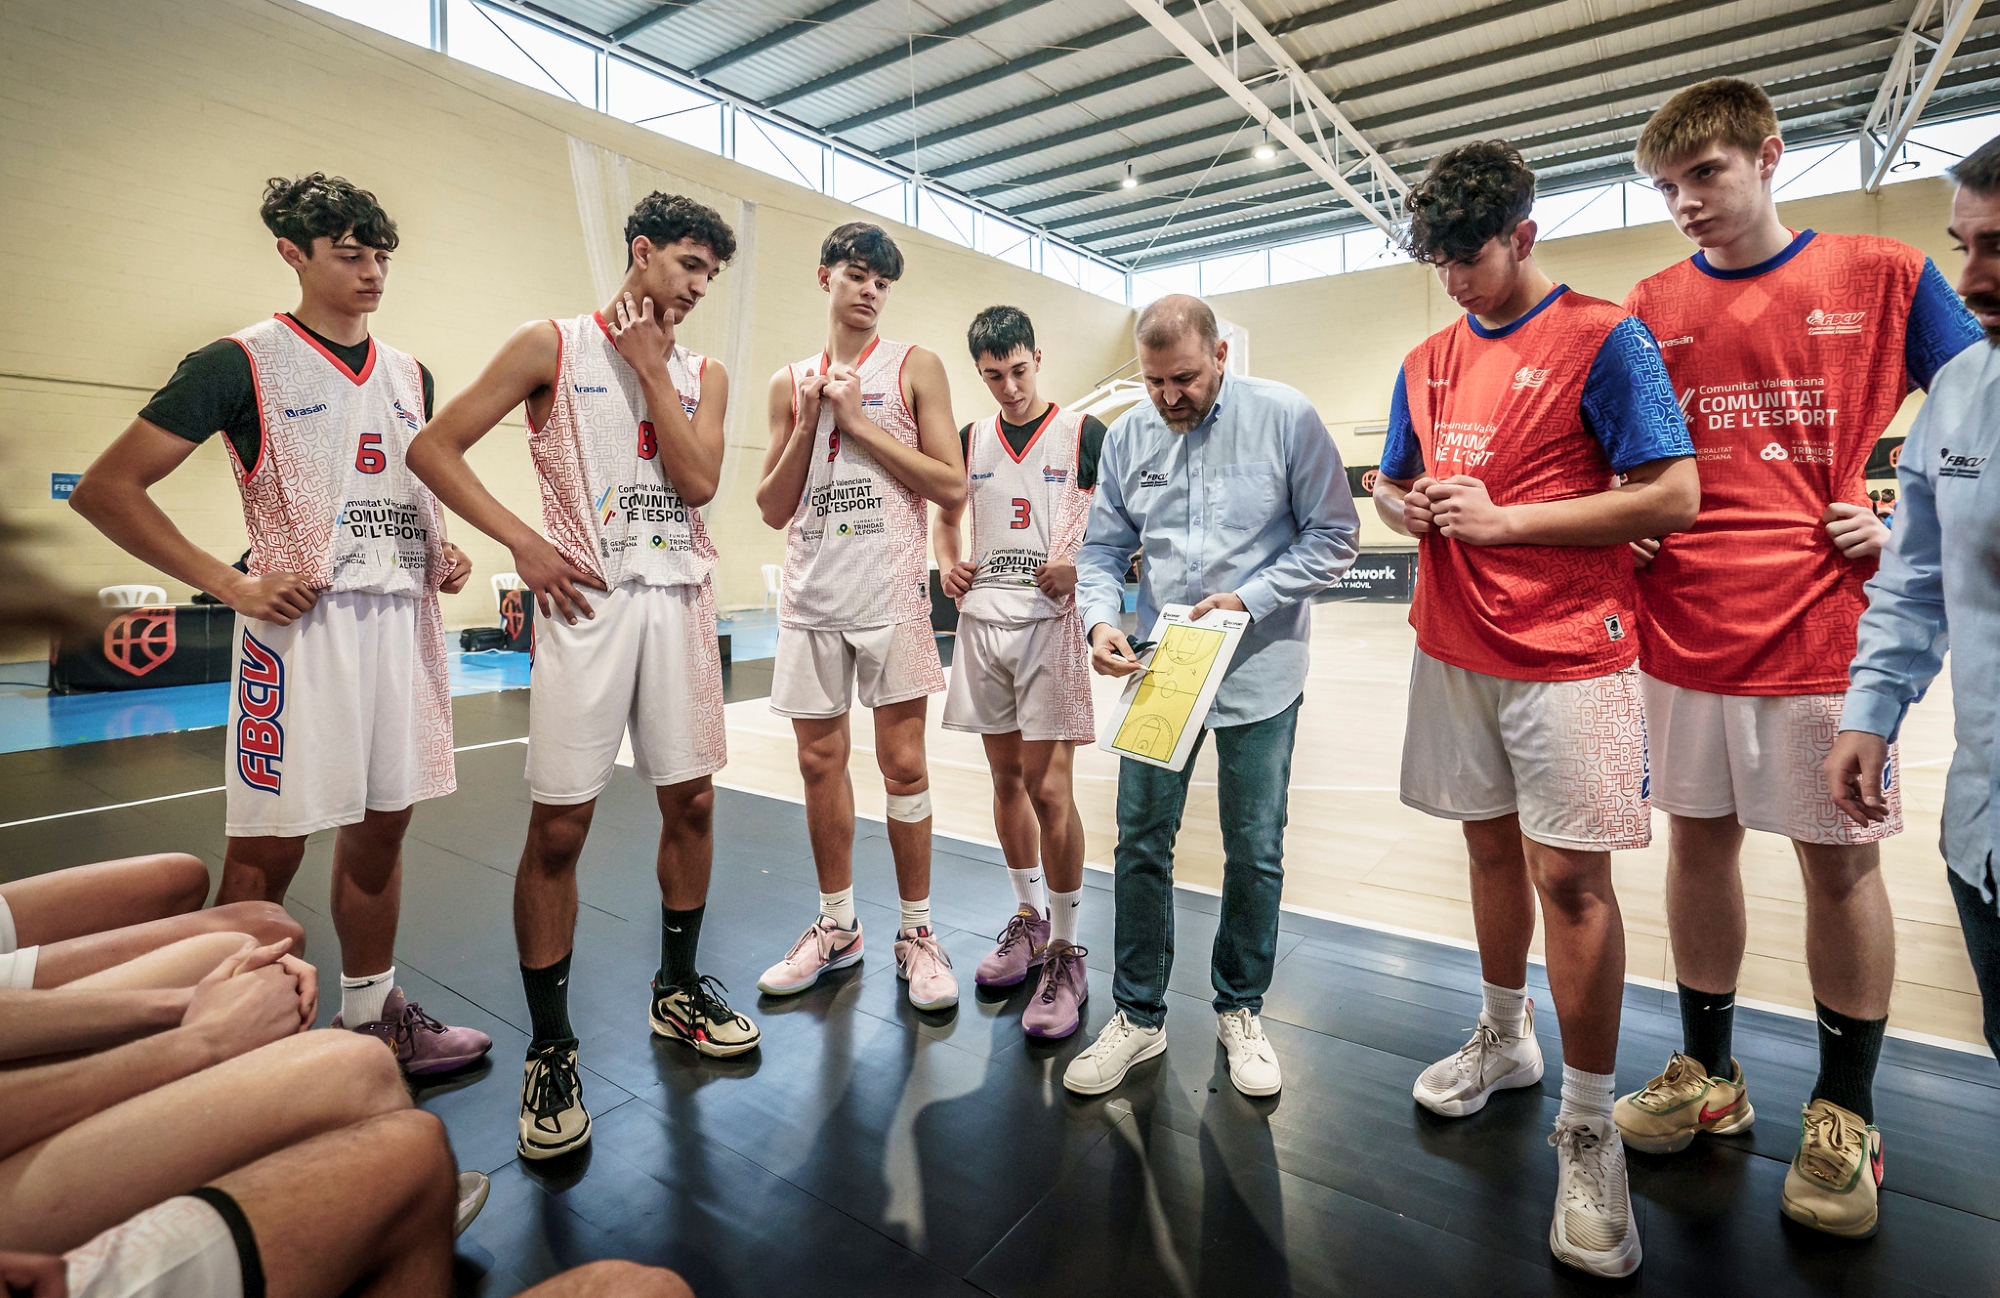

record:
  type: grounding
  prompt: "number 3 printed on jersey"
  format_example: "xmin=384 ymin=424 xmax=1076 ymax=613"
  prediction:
xmin=1011 ymin=498 xmax=1031 ymax=529
xmin=355 ymin=432 xmax=386 ymax=474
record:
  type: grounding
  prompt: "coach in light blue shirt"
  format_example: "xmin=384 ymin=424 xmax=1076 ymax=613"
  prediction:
xmin=1063 ymin=294 xmax=1359 ymax=1102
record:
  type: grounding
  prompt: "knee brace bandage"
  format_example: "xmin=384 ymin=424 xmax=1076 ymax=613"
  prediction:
xmin=884 ymin=789 xmax=932 ymax=822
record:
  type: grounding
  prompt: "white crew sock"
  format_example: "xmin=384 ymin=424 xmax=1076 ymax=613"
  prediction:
xmin=1560 ymin=1064 xmax=1618 ymax=1120
xmin=1481 ymin=980 xmax=1528 ymax=1036
xmin=900 ymin=896 xmax=932 ymax=934
xmin=1009 ymin=867 xmax=1047 ymax=916
xmin=340 ymin=968 xmax=395 ymax=1025
xmin=1048 ymin=886 xmax=1083 ymax=946
xmin=819 ymin=887 xmax=856 ymax=930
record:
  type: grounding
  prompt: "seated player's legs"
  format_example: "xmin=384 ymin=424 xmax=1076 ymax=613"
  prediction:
xmin=516 ymin=1261 xmax=695 ymax=1298
xmin=0 ymin=1029 xmax=410 ymax=1254
xmin=63 ymin=931 xmax=262 ymax=993
xmin=514 ymin=584 xmax=651 ymax=1161
xmin=759 ymin=626 xmax=869 ymax=997
xmin=0 ymin=854 xmax=209 ymax=945
xmin=22 ymin=899 xmax=302 ymax=990
xmin=855 ymin=620 xmax=954 ymax=1009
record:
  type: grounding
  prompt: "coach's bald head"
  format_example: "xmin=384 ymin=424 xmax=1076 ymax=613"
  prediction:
xmin=1135 ymin=294 xmax=1227 ymax=433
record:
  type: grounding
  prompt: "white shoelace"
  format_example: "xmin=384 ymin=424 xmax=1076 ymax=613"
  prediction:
xmin=1220 ymin=1009 xmax=1270 ymax=1054
xmin=1084 ymin=1011 xmax=1139 ymax=1059
xmin=1551 ymin=1119 xmax=1620 ymax=1222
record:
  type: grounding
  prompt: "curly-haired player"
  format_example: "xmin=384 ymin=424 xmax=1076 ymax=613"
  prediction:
xmin=1373 ymin=141 xmax=1698 ymax=1277
xmin=408 ymin=191 xmax=758 ymax=1163
xmin=70 ymin=173 xmax=490 ymax=1077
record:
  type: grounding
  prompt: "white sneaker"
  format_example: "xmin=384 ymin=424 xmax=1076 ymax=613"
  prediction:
xmin=1062 ymin=1010 xmax=1167 ymax=1096
xmin=1216 ymin=1008 xmax=1282 ymax=1096
xmin=1412 ymin=1000 xmax=1544 ymax=1117
xmin=1548 ymin=1112 xmax=1643 ymax=1278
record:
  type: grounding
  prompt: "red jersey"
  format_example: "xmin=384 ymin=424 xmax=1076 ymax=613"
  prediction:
xmin=1386 ymin=287 xmax=1692 ymax=681
xmin=1623 ymin=230 xmax=1979 ymax=695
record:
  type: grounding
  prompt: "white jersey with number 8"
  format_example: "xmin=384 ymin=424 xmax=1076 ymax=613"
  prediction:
xmin=780 ymin=338 xmax=930 ymax=630
xmin=528 ymin=312 xmax=715 ymax=591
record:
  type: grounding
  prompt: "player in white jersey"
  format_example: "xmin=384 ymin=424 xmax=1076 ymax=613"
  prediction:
xmin=70 ymin=175 xmax=491 ymax=1077
xmin=752 ymin=223 xmax=969 ymax=1012
xmin=409 ymin=193 xmax=758 ymax=1162
xmin=933 ymin=307 xmax=1103 ymax=1040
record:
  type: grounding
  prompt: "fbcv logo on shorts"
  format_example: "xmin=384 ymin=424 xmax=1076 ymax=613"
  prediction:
xmin=236 ymin=631 xmax=286 ymax=794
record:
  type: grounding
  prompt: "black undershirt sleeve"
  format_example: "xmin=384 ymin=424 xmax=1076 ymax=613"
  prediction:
xmin=139 ymin=340 xmax=261 ymax=471
xmin=959 ymin=422 xmax=972 ymax=463
xmin=1076 ymin=415 xmax=1106 ymax=492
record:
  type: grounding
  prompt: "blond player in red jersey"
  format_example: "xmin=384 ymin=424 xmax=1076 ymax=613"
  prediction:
xmin=1615 ymin=80 xmax=1980 ymax=1239
xmin=933 ymin=305 xmax=1104 ymax=1040
xmin=70 ymin=175 xmax=490 ymax=1078
xmin=409 ymin=193 xmax=759 ymax=1163
xmin=752 ymin=224 xmax=968 ymax=1013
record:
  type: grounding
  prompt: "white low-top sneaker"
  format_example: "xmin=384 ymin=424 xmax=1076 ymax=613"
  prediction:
xmin=1062 ymin=1010 xmax=1167 ymax=1096
xmin=1548 ymin=1112 xmax=1643 ymax=1278
xmin=1412 ymin=1000 xmax=1545 ymax=1118
xmin=1216 ymin=1008 xmax=1282 ymax=1097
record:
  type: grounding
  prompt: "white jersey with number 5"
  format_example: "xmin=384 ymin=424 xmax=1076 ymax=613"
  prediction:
xmin=529 ymin=312 xmax=715 ymax=590
xmin=960 ymin=405 xmax=1093 ymax=626
xmin=780 ymin=338 xmax=930 ymax=630
xmin=228 ymin=315 xmax=445 ymax=596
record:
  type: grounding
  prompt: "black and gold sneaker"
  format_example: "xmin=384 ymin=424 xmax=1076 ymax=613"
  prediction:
xmin=650 ymin=974 xmax=762 ymax=1058
xmin=518 ymin=1038 xmax=591 ymax=1160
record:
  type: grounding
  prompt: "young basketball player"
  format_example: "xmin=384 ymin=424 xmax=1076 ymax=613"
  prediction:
xmin=406 ymin=193 xmax=756 ymax=1162
xmin=1616 ymin=79 xmax=1980 ymax=1238
xmin=752 ymin=223 xmax=967 ymax=1012
xmin=933 ymin=305 xmax=1104 ymax=1039
xmin=68 ymin=174 xmax=491 ymax=1076
xmin=1372 ymin=142 xmax=1697 ymax=1277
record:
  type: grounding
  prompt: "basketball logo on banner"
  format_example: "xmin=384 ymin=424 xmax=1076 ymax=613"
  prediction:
xmin=103 ymin=608 xmax=176 ymax=677
xmin=502 ymin=589 xmax=527 ymax=640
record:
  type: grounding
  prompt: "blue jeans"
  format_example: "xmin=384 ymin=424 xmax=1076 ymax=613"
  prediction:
xmin=1111 ymin=695 xmax=1300 ymax=1029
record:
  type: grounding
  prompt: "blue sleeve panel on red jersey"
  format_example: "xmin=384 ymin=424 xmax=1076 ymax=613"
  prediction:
xmin=1381 ymin=364 xmax=1425 ymax=480
xmin=1905 ymin=257 xmax=1982 ymax=391
xmin=1579 ymin=317 xmax=1696 ymax=473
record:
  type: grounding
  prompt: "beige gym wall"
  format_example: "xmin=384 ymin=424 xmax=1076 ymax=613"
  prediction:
xmin=1212 ymin=177 xmax=1961 ymax=546
xmin=0 ymin=0 xmax=1134 ymax=631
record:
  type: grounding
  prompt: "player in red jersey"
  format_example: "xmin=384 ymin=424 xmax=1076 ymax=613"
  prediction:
xmin=1373 ymin=142 xmax=1698 ymax=1278
xmin=1615 ymin=79 xmax=1980 ymax=1239
xmin=69 ymin=175 xmax=490 ymax=1077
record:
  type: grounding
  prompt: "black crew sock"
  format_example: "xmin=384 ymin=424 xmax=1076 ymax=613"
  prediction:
xmin=659 ymin=903 xmax=706 ymax=990
xmin=1811 ymin=999 xmax=1886 ymax=1123
xmin=1677 ymin=981 xmax=1737 ymax=1078
xmin=521 ymin=952 xmax=575 ymax=1049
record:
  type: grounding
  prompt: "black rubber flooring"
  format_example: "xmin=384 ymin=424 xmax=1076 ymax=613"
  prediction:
xmin=3 ymin=683 xmax=1996 ymax=1297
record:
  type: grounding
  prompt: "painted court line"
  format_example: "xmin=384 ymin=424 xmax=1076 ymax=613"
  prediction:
xmin=0 ymin=736 xmax=528 ymax=831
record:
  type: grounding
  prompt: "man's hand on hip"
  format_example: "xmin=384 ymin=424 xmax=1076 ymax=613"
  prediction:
xmin=1089 ymin=623 xmax=1146 ymax=677
xmin=1188 ymin=591 xmax=1247 ymax=620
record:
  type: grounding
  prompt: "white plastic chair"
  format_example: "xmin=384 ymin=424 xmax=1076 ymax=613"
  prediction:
xmin=761 ymin=564 xmax=781 ymax=611
xmin=491 ymin=572 xmax=525 ymax=613
xmin=99 ymin=584 xmax=167 ymax=608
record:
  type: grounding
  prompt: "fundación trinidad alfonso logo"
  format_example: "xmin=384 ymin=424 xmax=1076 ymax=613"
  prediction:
xmin=1760 ymin=442 xmax=1791 ymax=462
xmin=103 ymin=607 xmax=175 ymax=678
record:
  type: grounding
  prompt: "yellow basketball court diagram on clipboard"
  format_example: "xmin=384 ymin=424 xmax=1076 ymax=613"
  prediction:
xmin=1099 ymin=604 xmax=1249 ymax=771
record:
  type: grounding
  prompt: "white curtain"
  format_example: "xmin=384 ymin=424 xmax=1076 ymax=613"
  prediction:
xmin=566 ymin=136 xmax=758 ymax=517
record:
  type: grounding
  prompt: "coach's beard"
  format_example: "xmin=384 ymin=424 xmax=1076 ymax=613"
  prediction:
xmin=1964 ymin=292 xmax=2000 ymax=344
xmin=1160 ymin=398 xmax=1214 ymax=434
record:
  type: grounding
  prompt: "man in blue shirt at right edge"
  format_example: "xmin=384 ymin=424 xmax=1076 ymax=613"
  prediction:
xmin=1828 ymin=137 xmax=2000 ymax=1067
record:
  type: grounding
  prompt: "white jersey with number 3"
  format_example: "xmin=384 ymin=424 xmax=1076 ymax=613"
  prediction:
xmin=780 ymin=338 xmax=930 ymax=630
xmin=960 ymin=406 xmax=1093 ymax=626
xmin=529 ymin=312 xmax=715 ymax=590
xmin=228 ymin=315 xmax=445 ymax=596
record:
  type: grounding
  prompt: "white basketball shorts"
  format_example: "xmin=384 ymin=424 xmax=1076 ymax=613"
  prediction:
xmin=64 ymin=1194 xmax=251 ymax=1298
xmin=1640 ymin=674 xmax=1901 ymax=845
xmin=527 ymin=580 xmax=726 ymax=804
xmin=770 ymin=619 xmax=945 ymax=719
xmin=225 ymin=591 xmax=455 ymax=838
xmin=942 ymin=612 xmax=1095 ymax=742
xmin=1401 ymin=648 xmax=1652 ymax=852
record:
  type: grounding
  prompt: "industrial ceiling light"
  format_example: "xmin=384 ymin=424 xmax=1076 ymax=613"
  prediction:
xmin=1253 ymin=126 xmax=1275 ymax=162
xmin=1891 ymin=145 xmax=1920 ymax=173
xmin=1122 ymin=162 xmax=1138 ymax=189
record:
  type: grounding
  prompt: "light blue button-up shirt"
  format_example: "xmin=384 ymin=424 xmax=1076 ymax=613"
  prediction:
xmin=1842 ymin=341 xmax=2000 ymax=907
xmin=1077 ymin=371 xmax=1361 ymax=728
